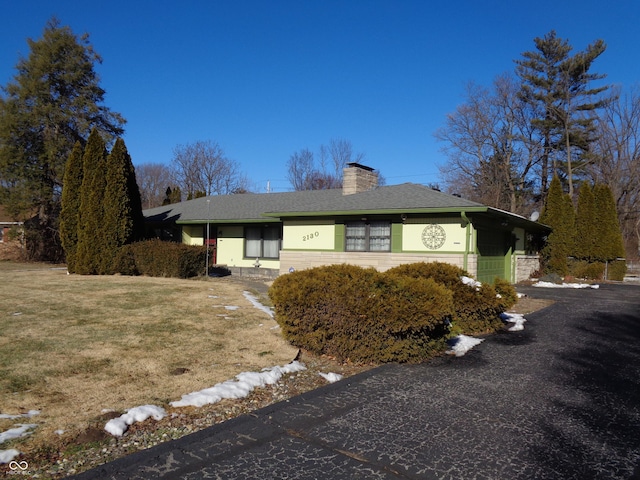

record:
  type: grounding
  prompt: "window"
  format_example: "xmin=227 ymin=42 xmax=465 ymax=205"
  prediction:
xmin=245 ymin=226 xmax=281 ymax=259
xmin=345 ymin=221 xmax=391 ymax=252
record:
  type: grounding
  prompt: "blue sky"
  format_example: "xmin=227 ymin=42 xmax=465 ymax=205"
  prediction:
xmin=2 ymin=1 xmax=639 ymax=192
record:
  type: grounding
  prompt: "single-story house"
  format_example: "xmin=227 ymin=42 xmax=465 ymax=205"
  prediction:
xmin=144 ymin=163 xmax=549 ymax=283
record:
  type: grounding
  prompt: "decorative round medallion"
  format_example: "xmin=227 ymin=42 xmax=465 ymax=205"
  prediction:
xmin=422 ymin=224 xmax=446 ymax=250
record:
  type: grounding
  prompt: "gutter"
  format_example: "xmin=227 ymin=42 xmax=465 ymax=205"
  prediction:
xmin=461 ymin=212 xmax=471 ymax=272
xmin=263 ymin=206 xmax=490 ymax=218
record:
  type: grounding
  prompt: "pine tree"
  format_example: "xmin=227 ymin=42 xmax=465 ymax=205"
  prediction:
xmin=75 ymin=129 xmax=107 ymax=274
xmin=574 ymin=182 xmax=596 ymax=261
xmin=516 ymin=30 xmax=608 ymax=196
xmin=126 ymin=153 xmax=145 ymax=242
xmin=540 ymin=175 xmax=575 ymax=275
xmin=59 ymin=142 xmax=84 ymax=272
xmin=0 ymin=18 xmax=125 ymax=260
xmin=593 ymin=183 xmax=625 ymax=262
xmin=101 ymin=138 xmax=144 ymax=273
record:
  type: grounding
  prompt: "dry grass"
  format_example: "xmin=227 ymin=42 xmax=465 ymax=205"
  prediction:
xmin=0 ymin=263 xmax=298 ymax=453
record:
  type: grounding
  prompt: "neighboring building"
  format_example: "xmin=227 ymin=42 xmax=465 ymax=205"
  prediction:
xmin=0 ymin=205 xmax=25 ymax=260
xmin=144 ymin=163 xmax=549 ymax=283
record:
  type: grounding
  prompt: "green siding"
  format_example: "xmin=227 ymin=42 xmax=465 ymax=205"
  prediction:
xmin=391 ymin=222 xmax=403 ymax=253
xmin=334 ymin=223 xmax=345 ymax=252
xmin=476 ymin=229 xmax=510 ymax=283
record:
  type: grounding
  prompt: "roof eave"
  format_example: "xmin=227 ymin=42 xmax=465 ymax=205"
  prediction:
xmin=263 ymin=206 xmax=490 ymax=218
xmin=483 ymin=208 xmax=552 ymax=231
xmin=176 ymin=218 xmax=281 ymax=225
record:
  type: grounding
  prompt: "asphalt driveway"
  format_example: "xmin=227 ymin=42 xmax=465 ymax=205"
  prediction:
xmin=72 ymin=283 xmax=640 ymax=479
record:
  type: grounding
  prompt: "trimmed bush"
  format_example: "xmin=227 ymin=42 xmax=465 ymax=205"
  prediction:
xmin=269 ymin=264 xmax=455 ymax=363
xmin=386 ymin=262 xmax=505 ymax=335
xmin=569 ymin=259 xmax=604 ymax=280
xmin=607 ymin=260 xmax=627 ymax=281
xmin=114 ymin=240 xmax=206 ymax=278
xmin=386 ymin=261 xmax=465 ymax=288
xmin=568 ymin=258 xmax=626 ymax=281
xmin=493 ymin=277 xmax=518 ymax=310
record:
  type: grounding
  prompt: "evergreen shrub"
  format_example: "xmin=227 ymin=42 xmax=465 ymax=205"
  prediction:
xmin=268 ymin=264 xmax=455 ymax=363
xmin=114 ymin=239 xmax=206 ymax=278
xmin=386 ymin=262 xmax=505 ymax=334
xmin=569 ymin=259 xmax=605 ymax=280
xmin=607 ymin=260 xmax=627 ymax=281
xmin=493 ymin=277 xmax=518 ymax=310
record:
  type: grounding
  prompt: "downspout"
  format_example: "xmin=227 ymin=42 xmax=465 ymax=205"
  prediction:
xmin=461 ymin=212 xmax=471 ymax=272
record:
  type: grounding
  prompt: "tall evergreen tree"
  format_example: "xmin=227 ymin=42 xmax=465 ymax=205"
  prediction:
xmin=516 ymin=30 xmax=608 ymax=196
xmin=101 ymin=138 xmax=144 ymax=273
xmin=593 ymin=183 xmax=625 ymax=262
xmin=540 ymin=175 xmax=575 ymax=275
xmin=75 ymin=129 xmax=107 ymax=274
xmin=59 ymin=142 xmax=84 ymax=272
xmin=573 ymin=182 xmax=596 ymax=261
xmin=0 ymin=18 xmax=125 ymax=260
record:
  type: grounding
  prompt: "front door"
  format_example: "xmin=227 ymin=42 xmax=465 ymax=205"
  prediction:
xmin=476 ymin=229 xmax=511 ymax=283
xmin=204 ymin=226 xmax=217 ymax=265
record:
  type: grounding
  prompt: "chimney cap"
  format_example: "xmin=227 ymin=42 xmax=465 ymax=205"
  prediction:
xmin=346 ymin=162 xmax=375 ymax=172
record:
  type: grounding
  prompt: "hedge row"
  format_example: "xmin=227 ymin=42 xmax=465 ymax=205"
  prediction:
xmin=269 ymin=262 xmax=517 ymax=363
xmin=114 ymin=239 xmax=206 ymax=278
xmin=568 ymin=258 xmax=627 ymax=281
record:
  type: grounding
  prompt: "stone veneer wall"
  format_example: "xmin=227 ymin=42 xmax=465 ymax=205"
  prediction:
xmin=279 ymin=251 xmax=477 ymax=277
xmin=515 ymin=255 xmax=540 ymax=283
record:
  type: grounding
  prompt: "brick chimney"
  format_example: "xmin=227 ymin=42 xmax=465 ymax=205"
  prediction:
xmin=342 ymin=163 xmax=378 ymax=195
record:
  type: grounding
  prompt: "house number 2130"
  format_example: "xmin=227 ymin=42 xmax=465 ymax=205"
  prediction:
xmin=302 ymin=232 xmax=319 ymax=241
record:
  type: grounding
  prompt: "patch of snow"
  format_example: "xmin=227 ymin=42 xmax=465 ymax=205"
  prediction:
xmin=224 ymin=305 xmax=239 ymax=310
xmin=170 ymin=361 xmax=307 ymax=408
xmin=534 ymin=281 xmax=599 ymax=289
xmin=447 ymin=335 xmax=484 ymax=357
xmin=0 ymin=410 xmax=39 ymax=420
xmin=242 ymin=291 xmax=274 ymax=317
xmin=501 ymin=312 xmax=527 ymax=331
xmin=0 ymin=448 xmax=20 ymax=464
xmin=517 ymin=292 xmax=527 ymax=298
xmin=104 ymin=405 xmax=166 ymax=437
xmin=319 ymin=372 xmax=343 ymax=383
xmin=54 ymin=429 xmax=64 ymax=435
xmin=0 ymin=424 xmax=38 ymax=444
xmin=461 ymin=276 xmax=482 ymax=290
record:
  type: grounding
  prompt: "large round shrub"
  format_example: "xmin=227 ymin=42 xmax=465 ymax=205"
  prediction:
xmin=269 ymin=264 xmax=454 ymax=363
xmin=386 ymin=262 xmax=505 ymax=334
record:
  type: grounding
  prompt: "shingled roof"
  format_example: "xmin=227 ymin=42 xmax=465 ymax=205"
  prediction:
xmin=144 ymin=188 xmax=343 ymax=224
xmin=264 ymin=183 xmax=485 ymax=216
xmin=143 ymin=183 xmax=546 ymax=231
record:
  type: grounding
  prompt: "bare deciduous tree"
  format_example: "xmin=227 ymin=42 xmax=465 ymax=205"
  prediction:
xmin=136 ymin=162 xmax=173 ymax=209
xmin=171 ymin=140 xmax=248 ymax=197
xmin=287 ymin=148 xmax=317 ymax=191
xmin=436 ymin=75 xmax=541 ymax=214
xmin=287 ymin=138 xmax=366 ymax=191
